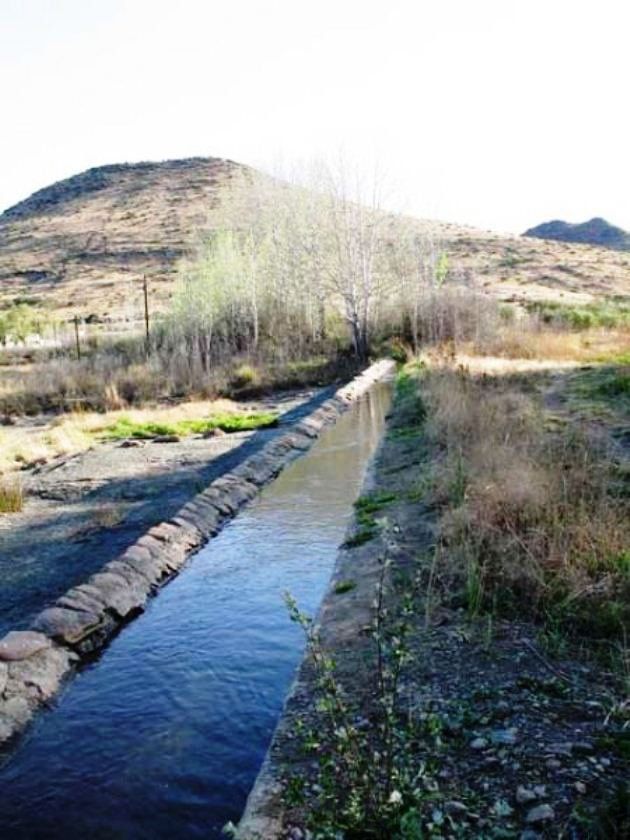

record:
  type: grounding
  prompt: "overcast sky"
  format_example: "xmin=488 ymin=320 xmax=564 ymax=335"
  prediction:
xmin=1 ymin=0 xmax=628 ymax=233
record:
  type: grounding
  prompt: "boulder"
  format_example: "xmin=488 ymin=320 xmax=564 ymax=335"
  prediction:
xmin=0 ymin=630 xmax=51 ymax=662
xmin=5 ymin=645 xmax=74 ymax=702
xmin=88 ymin=571 xmax=148 ymax=619
xmin=32 ymin=606 xmax=103 ymax=645
xmin=57 ymin=587 xmax=107 ymax=615
xmin=0 ymin=695 xmax=31 ymax=743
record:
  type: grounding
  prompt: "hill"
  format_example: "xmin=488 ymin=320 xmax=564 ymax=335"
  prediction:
xmin=1 ymin=158 xmax=629 ymax=325
xmin=0 ymin=157 xmax=241 ymax=323
xmin=524 ymin=217 xmax=630 ymax=251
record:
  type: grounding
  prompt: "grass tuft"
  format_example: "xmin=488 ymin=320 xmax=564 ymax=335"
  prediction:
xmin=333 ymin=580 xmax=357 ymax=594
xmin=0 ymin=478 xmax=23 ymax=513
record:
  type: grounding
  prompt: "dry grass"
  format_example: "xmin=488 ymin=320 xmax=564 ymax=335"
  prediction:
xmin=469 ymin=322 xmax=630 ymax=363
xmin=0 ymin=477 xmax=23 ymax=513
xmin=415 ymin=364 xmax=630 ymax=650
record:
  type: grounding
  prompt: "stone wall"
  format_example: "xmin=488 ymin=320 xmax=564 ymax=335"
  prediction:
xmin=0 ymin=359 xmax=395 ymax=749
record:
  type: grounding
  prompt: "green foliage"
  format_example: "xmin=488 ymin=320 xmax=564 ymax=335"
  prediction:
xmin=101 ymin=411 xmax=278 ymax=440
xmin=527 ymin=299 xmax=630 ymax=330
xmin=387 ymin=337 xmax=410 ymax=364
xmin=572 ymin=365 xmax=630 ymax=409
xmin=391 ymin=365 xmax=427 ymax=433
xmin=334 ymin=580 xmax=357 ymax=595
xmin=355 ymin=492 xmax=398 ymax=516
xmin=342 ymin=527 xmax=378 ymax=549
xmin=435 ymin=252 xmax=449 ymax=287
xmin=283 ymin=561 xmax=426 ymax=837
xmin=230 ymin=363 xmax=260 ymax=389
xmin=0 ymin=302 xmax=49 ymax=345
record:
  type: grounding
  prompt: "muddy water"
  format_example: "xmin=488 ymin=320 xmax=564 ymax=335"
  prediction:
xmin=0 ymin=382 xmax=391 ymax=839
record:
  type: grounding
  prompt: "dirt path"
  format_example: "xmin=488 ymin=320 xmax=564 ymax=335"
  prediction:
xmin=0 ymin=388 xmax=332 ymax=637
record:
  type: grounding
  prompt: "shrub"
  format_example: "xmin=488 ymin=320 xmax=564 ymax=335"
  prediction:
xmin=230 ymin=363 xmax=260 ymax=390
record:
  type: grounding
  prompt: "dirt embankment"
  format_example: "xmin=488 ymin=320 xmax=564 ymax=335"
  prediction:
xmin=239 ymin=369 xmax=629 ymax=839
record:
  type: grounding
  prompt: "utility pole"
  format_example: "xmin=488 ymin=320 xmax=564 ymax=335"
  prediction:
xmin=143 ymin=274 xmax=150 ymax=354
xmin=73 ymin=316 xmax=81 ymax=361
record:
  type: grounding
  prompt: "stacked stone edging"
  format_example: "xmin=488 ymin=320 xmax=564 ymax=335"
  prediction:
xmin=0 ymin=359 xmax=394 ymax=748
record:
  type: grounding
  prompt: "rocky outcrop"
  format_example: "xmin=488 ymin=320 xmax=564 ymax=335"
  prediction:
xmin=0 ymin=359 xmax=394 ymax=748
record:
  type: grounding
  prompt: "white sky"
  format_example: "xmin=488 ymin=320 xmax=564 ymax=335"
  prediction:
xmin=1 ymin=0 xmax=628 ymax=233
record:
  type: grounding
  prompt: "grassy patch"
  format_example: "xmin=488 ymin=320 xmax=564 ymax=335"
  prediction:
xmin=526 ymin=299 xmax=630 ymax=330
xmin=0 ymin=478 xmax=23 ymax=513
xmin=570 ymin=365 xmax=630 ymax=416
xmin=354 ymin=491 xmax=397 ymax=516
xmin=101 ymin=411 xmax=278 ymax=440
xmin=389 ymin=364 xmax=426 ymax=436
xmin=333 ymin=580 xmax=357 ymax=594
xmin=342 ymin=527 xmax=377 ymax=549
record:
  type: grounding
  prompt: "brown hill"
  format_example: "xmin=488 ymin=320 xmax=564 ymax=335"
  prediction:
xmin=1 ymin=157 xmax=629 ymax=324
xmin=0 ymin=157 xmax=241 ymax=323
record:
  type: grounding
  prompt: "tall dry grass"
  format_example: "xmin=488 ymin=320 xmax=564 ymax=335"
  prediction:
xmin=470 ymin=320 xmax=630 ymax=362
xmin=418 ymin=366 xmax=630 ymax=647
xmin=0 ymin=476 xmax=23 ymax=513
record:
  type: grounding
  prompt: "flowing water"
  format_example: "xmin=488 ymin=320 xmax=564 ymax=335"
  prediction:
xmin=0 ymin=382 xmax=391 ymax=839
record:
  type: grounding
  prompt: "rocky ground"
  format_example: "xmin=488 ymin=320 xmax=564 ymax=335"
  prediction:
xmin=239 ymin=369 xmax=629 ymax=839
xmin=0 ymin=388 xmax=329 ymax=637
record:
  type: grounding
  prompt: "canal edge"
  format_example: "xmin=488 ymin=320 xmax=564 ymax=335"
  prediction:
xmin=0 ymin=359 xmax=395 ymax=750
xmin=236 ymin=371 xmax=399 ymax=840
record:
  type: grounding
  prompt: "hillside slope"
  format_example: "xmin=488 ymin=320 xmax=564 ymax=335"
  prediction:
xmin=1 ymin=158 xmax=629 ymax=324
xmin=524 ymin=217 xmax=630 ymax=251
xmin=0 ymin=157 xmax=240 ymax=323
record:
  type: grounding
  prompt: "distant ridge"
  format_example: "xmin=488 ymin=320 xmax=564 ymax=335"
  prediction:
xmin=1 ymin=158 xmax=629 ymax=323
xmin=524 ymin=217 xmax=630 ymax=251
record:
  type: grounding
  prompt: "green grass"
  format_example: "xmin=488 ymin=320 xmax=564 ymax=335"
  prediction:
xmin=390 ymin=364 xmax=426 ymax=431
xmin=572 ymin=366 xmax=630 ymax=409
xmin=354 ymin=491 xmax=397 ymax=515
xmin=526 ymin=299 xmax=630 ymax=330
xmin=334 ymin=580 xmax=357 ymax=594
xmin=102 ymin=411 xmax=278 ymax=440
xmin=342 ymin=527 xmax=377 ymax=549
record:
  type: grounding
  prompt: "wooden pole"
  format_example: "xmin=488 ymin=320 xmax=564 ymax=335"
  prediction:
xmin=143 ymin=274 xmax=150 ymax=354
xmin=74 ymin=316 xmax=81 ymax=361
